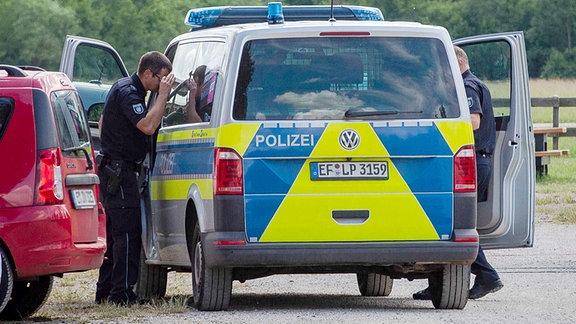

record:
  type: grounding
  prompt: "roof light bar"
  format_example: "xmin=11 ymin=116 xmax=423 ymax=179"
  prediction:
xmin=184 ymin=4 xmax=384 ymax=30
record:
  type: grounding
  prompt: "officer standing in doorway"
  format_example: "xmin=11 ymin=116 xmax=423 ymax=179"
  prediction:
xmin=413 ymin=45 xmax=503 ymax=301
xmin=95 ymin=51 xmax=174 ymax=306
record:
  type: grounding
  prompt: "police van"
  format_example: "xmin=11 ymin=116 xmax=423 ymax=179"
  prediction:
xmin=60 ymin=3 xmax=535 ymax=311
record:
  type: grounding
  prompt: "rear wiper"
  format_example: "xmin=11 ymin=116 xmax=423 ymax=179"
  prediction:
xmin=345 ymin=108 xmax=398 ymax=118
xmin=345 ymin=108 xmax=423 ymax=118
xmin=62 ymin=144 xmax=94 ymax=170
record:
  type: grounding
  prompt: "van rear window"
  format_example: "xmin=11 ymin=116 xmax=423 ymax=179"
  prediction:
xmin=233 ymin=37 xmax=459 ymax=121
xmin=51 ymin=90 xmax=91 ymax=156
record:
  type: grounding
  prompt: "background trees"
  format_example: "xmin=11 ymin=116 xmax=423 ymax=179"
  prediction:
xmin=0 ymin=0 xmax=574 ymax=78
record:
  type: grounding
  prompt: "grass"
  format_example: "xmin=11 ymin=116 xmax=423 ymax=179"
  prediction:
xmin=526 ymin=79 xmax=576 ymax=224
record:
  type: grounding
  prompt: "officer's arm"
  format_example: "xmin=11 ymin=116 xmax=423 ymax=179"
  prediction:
xmin=470 ymin=113 xmax=481 ymax=130
xmin=137 ymin=74 xmax=175 ymax=135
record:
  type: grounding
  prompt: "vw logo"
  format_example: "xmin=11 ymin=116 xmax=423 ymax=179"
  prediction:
xmin=339 ymin=129 xmax=360 ymax=150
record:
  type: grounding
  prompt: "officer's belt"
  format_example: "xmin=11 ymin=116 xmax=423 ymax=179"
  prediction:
xmin=101 ymin=156 xmax=142 ymax=172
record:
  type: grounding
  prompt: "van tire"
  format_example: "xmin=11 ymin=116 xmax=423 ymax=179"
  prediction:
xmin=0 ymin=275 xmax=52 ymax=320
xmin=430 ymin=264 xmax=469 ymax=309
xmin=191 ymin=223 xmax=232 ymax=311
xmin=356 ymin=272 xmax=393 ymax=296
xmin=0 ymin=247 xmax=14 ymax=315
xmin=135 ymin=247 xmax=167 ymax=301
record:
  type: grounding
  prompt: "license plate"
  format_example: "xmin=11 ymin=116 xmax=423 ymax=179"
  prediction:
xmin=310 ymin=161 xmax=389 ymax=180
xmin=71 ymin=189 xmax=97 ymax=209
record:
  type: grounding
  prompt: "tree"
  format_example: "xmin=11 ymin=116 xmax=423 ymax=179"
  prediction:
xmin=0 ymin=0 xmax=80 ymax=70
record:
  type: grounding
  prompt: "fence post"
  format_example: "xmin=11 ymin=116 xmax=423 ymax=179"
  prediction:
xmin=552 ymin=95 xmax=560 ymax=149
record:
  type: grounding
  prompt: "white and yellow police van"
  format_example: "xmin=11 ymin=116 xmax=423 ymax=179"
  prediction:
xmin=61 ymin=3 xmax=535 ymax=311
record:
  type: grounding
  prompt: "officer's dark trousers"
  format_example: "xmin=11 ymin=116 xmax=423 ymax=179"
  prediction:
xmin=471 ymin=156 xmax=500 ymax=285
xmin=96 ymin=162 xmax=142 ymax=303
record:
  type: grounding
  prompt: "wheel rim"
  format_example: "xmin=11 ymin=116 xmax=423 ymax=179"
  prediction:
xmin=193 ymin=241 xmax=202 ymax=291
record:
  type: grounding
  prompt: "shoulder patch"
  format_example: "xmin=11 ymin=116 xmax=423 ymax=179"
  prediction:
xmin=467 ymin=97 xmax=473 ymax=108
xmin=133 ymin=103 xmax=145 ymax=114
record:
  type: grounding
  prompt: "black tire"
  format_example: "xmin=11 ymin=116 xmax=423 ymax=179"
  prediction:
xmin=190 ymin=223 xmax=232 ymax=311
xmin=356 ymin=273 xmax=393 ymax=296
xmin=0 ymin=246 xmax=14 ymax=314
xmin=429 ymin=264 xmax=470 ymax=309
xmin=0 ymin=275 xmax=53 ymax=320
xmin=134 ymin=247 xmax=168 ymax=301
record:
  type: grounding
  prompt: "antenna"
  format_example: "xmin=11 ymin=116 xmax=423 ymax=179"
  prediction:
xmin=329 ymin=0 xmax=336 ymax=22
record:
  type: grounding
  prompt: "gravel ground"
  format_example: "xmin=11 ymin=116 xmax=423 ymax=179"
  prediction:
xmin=31 ymin=220 xmax=576 ymax=324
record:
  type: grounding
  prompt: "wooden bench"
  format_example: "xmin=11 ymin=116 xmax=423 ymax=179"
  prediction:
xmin=535 ymin=149 xmax=570 ymax=157
xmin=534 ymin=127 xmax=569 ymax=175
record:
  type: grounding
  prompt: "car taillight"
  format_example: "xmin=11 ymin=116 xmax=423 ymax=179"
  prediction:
xmin=214 ymin=148 xmax=243 ymax=195
xmin=454 ymin=145 xmax=476 ymax=193
xmin=35 ymin=148 xmax=64 ymax=205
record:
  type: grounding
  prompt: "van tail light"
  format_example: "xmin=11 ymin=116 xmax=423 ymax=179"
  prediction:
xmin=214 ymin=148 xmax=244 ymax=195
xmin=454 ymin=145 xmax=476 ymax=193
xmin=35 ymin=148 xmax=64 ymax=205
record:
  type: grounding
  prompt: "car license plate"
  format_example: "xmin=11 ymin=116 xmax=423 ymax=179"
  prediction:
xmin=71 ymin=189 xmax=97 ymax=209
xmin=310 ymin=161 xmax=389 ymax=180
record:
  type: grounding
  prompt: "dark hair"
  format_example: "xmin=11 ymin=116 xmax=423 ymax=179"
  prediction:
xmin=137 ymin=51 xmax=172 ymax=75
xmin=192 ymin=65 xmax=207 ymax=85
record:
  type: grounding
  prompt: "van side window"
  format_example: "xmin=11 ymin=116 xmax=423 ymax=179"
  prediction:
xmin=51 ymin=90 xmax=91 ymax=156
xmin=0 ymin=98 xmax=14 ymax=141
xmin=164 ymin=41 xmax=225 ymax=126
xmin=233 ymin=37 xmax=460 ymax=121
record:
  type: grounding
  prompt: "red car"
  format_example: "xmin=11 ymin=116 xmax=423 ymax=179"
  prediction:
xmin=0 ymin=65 xmax=105 ymax=320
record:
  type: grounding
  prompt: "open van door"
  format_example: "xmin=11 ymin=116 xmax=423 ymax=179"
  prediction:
xmin=60 ymin=35 xmax=129 ymax=150
xmin=454 ymin=32 xmax=535 ymax=249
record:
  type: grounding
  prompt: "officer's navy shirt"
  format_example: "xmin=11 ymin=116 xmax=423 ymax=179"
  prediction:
xmin=100 ymin=73 xmax=148 ymax=162
xmin=462 ymin=70 xmax=496 ymax=155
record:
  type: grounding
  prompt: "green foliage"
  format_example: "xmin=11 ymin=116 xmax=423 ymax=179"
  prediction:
xmin=0 ymin=0 xmax=574 ymax=78
xmin=541 ymin=48 xmax=576 ymax=78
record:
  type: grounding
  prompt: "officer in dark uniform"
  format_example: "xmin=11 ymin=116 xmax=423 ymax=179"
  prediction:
xmin=413 ymin=46 xmax=503 ymax=301
xmin=95 ymin=51 xmax=174 ymax=306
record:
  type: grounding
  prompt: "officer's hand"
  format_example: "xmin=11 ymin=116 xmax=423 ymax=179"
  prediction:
xmin=158 ymin=73 xmax=175 ymax=100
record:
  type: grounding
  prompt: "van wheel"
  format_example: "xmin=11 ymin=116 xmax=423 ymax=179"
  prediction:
xmin=0 ymin=275 xmax=52 ymax=320
xmin=0 ymin=247 xmax=14 ymax=315
xmin=429 ymin=264 xmax=469 ymax=309
xmin=356 ymin=273 xmax=393 ymax=296
xmin=135 ymin=247 xmax=167 ymax=301
xmin=190 ymin=223 xmax=232 ymax=311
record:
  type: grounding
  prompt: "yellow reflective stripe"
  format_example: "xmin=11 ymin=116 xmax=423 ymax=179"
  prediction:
xmin=216 ymin=123 xmax=261 ymax=156
xmin=435 ymin=120 xmax=474 ymax=153
xmin=157 ymin=128 xmax=216 ymax=143
xmin=260 ymin=193 xmax=439 ymax=242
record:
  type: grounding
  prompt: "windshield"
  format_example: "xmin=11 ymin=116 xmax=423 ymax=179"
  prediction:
xmin=233 ymin=36 xmax=459 ymax=121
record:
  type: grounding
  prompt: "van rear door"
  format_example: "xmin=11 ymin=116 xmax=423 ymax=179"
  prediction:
xmin=454 ymin=32 xmax=535 ymax=249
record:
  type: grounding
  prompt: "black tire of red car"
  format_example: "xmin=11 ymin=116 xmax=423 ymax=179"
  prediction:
xmin=429 ymin=264 xmax=469 ymax=309
xmin=190 ymin=222 xmax=232 ymax=311
xmin=134 ymin=247 xmax=167 ymax=301
xmin=0 ymin=275 xmax=53 ymax=320
xmin=356 ymin=272 xmax=393 ymax=296
xmin=0 ymin=246 xmax=14 ymax=315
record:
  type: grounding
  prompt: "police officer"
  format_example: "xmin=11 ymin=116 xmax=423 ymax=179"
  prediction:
xmin=413 ymin=46 xmax=502 ymax=301
xmin=95 ymin=51 xmax=174 ymax=306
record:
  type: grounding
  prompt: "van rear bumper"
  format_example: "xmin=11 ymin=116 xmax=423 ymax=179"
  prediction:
xmin=203 ymin=230 xmax=479 ymax=268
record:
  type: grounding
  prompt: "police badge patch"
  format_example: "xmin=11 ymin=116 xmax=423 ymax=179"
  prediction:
xmin=467 ymin=97 xmax=473 ymax=108
xmin=133 ymin=103 xmax=144 ymax=114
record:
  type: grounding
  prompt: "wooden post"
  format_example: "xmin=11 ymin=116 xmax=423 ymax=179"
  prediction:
xmin=552 ymin=95 xmax=560 ymax=150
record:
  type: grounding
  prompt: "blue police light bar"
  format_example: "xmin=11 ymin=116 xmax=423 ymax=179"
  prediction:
xmin=184 ymin=5 xmax=384 ymax=30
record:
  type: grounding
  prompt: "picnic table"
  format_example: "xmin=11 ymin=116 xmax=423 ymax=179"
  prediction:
xmin=534 ymin=126 xmax=569 ymax=175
